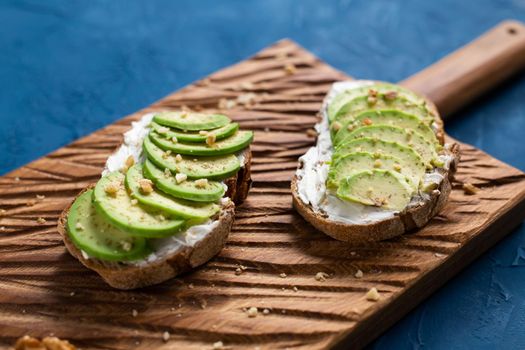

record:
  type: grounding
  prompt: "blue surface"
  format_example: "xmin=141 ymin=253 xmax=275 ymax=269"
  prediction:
xmin=2 ymin=0 xmax=525 ymax=348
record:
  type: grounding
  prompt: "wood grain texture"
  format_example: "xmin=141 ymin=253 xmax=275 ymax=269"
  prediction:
xmin=1 ymin=39 xmax=525 ymax=350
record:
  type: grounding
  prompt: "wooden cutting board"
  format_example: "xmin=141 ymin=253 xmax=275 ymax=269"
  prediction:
xmin=2 ymin=21 xmax=525 ymax=350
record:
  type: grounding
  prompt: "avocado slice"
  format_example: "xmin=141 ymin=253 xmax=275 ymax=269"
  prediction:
xmin=126 ymin=164 xmax=220 ymax=220
xmin=328 ymin=83 xmax=427 ymax=121
xmin=333 ymin=110 xmax=438 ymax=146
xmin=331 ymin=94 xmax=434 ymax=123
xmin=149 ymin=130 xmax=253 ymax=156
xmin=143 ymin=160 xmax=225 ymax=202
xmin=93 ymin=172 xmax=185 ymax=238
xmin=154 ymin=112 xmax=231 ymax=131
xmin=340 ymin=125 xmax=438 ymax=166
xmin=336 ymin=169 xmax=413 ymax=211
xmin=151 ymin=121 xmax=239 ymax=143
xmin=333 ymin=138 xmax=426 ymax=190
xmin=143 ymin=136 xmax=240 ymax=180
xmin=66 ymin=190 xmax=148 ymax=261
xmin=327 ymin=152 xmax=421 ymax=190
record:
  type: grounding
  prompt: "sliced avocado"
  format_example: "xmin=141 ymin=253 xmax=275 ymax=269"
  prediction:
xmin=126 ymin=164 xmax=220 ymax=220
xmin=340 ymin=125 xmax=438 ymax=166
xmin=327 ymin=152 xmax=417 ymax=190
xmin=66 ymin=190 xmax=148 ymax=261
xmin=149 ymin=130 xmax=253 ymax=156
xmin=154 ymin=112 xmax=231 ymax=131
xmin=328 ymin=83 xmax=427 ymax=121
xmin=151 ymin=121 xmax=239 ymax=143
xmin=143 ymin=136 xmax=240 ymax=180
xmin=332 ymin=94 xmax=434 ymax=123
xmin=93 ymin=171 xmax=185 ymax=238
xmin=143 ymin=160 xmax=225 ymax=202
xmin=333 ymin=138 xmax=426 ymax=190
xmin=337 ymin=169 xmax=413 ymax=211
xmin=333 ymin=110 xmax=438 ymax=146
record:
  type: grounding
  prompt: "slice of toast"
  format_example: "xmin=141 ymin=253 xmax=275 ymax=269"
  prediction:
xmin=57 ymin=148 xmax=251 ymax=290
xmin=292 ymin=81 xmax=460 ymax=243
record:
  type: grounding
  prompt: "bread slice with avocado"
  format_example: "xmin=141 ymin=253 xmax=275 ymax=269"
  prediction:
xmin=57 ymin=111 xmax=253 ymax=289
xmin=291 ymin=80 xmax=459 ymax=243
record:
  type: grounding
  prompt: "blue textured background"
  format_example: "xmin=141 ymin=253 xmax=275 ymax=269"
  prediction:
xmin=2 ymin=1 xmax=525 ymax=348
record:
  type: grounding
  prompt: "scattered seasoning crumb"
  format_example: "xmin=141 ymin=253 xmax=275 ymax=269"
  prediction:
xmin=284 ymin=63 xmax=297 ymax=74
xmin=365 ymin=287 xmax=381 ymax=301
xmin=315 ymin=272 xmax=329 ymax=282
xmin=262 ymin=308 xmax=270 ymax=315
xmin=306 ymin=129 xmax=317 ymax=137
xmin=354 ymin=269 xmax=363 ymax=279
xmin=293 ymin=286 xmax=298 ymax=292
xmin=138 ymin=179 xmax=154 ymax=194
xmin=175 ymin=154 xmax=183 ymax=162
xmin=279 ymin=273 xmax=287 ymax=278
xmin=213 ymin=341 xmax=224 ymax=349
xmin=247 ymin=307 xmax=258 ymax=318
xmin=175 ymin=173 xmax=188 ymax=184
xmin=162 ymin=331 xmax=170 ymax=342
xmin=195 ymin=178 xmax=208 ymax=188
xmin=132 ymin=309 xmax=138 ymax=317
xmin=463 ymin=182 xmax=479 ymax=195
xmin=188 ymin=283 xmax=194 ymax=289
xmin=36 ymin=217 xmax=46 ymax=224
xmin=36 ymin=194 xmax=45 ymax=200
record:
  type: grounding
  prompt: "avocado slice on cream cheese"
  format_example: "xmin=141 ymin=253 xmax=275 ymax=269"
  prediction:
xmin=154 ymin=112 xmax=231 ymax=131
xmin=150 ymin=121 xmax=239 ymax=143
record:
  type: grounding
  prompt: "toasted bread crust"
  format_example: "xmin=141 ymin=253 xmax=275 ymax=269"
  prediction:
xmin=292 ymin=84 xmax=459 ymax=243
xmin=57 ymin=147 xmax=251 ymax=289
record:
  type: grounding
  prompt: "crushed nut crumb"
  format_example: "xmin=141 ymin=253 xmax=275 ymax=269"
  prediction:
xmin=331 ymin=121 xmax=342 ymax=132
xmin=70 ymin=291 xmax=75 ymax=296
xmin=213 ymin=341 xmax=224 ymax=349
xmin=293 ymin=286 xmax=298 ymax=292
xmin=206 ymin=133 xmax=217 ymax=146
xmin=365 ymin=287 xmax=381 ymax=301
xmin=175 ymin=173 xmax=188 ymax=184
xmin=354 ymin=269 xmax=363 ymax=279
xmin=75 ymin=222 xmax=84 ymax=231
xmin=130 ymin=198 xmax=138 ymax=205
xmin=37 ymin=217 xmax=46 ymax=224
xmin=122 ymin=155 xmax=135 ymax=172
xmin=175 ymin=154 xmax=183 ymax=162
xmin=138 ymin=179 xmax=154 ymax=194
xmin=284 ymin=63 xmax=297 ymax=75
xmin=315 ymin=272 xmax=329 ymax=282
xmin=104 ymin=181 xmax=120 ymax=197
xmin=235 ymin=268 xmax=242 ymax=275
xmin=373 ymin=159 xmax=382 ymax=168
xmin=195 ymin=178 xmax=208 ymax=188
xmin=367 ymin=95 xmax=377 ymax=105
xmin=199 ymin=130 xmax=208 ymax=136
xmin=121 ymin=241 xmax=132 ymax=252
xmin=188 ymin=283 xmax=194 ymax=289
xmin=157 ymin=126 xmax=170 ymax=134
xmin=463 ymin=182 xmax=479 ymax=195
xmin=247 ymin=306 xmax=258 ymax=318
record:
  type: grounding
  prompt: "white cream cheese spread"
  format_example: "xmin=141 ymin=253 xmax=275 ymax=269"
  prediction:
xmin=295 ymin=80 xmax=452 ymax=225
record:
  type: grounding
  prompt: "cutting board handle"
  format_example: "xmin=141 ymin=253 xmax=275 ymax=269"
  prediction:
xmin=401 ymin=20 xmax=525 ymax=118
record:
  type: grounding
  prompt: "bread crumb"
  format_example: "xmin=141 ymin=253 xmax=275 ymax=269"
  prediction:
xmin=195 ymin=178 xmax=208 ymax=188
xmin=354 ymin=269 xmax=363 ymax=279
xmin=315 ymin=272 xmax=329 ymax=282
xmin=463 ymin=182 xmax=479 ymax=195
xmin=247 ymin=306 xmax=258 ymax=318
xmin=262 ymin=308 xmax=270 ymax=315
xmin=175 ymin=173 xmax=188 ymax=184
xmin=213 ymin=341 xmax=224 ymax=349
xmin=132 ymin=309 xmax=138 ymax=317
xmin=104 ymin=181 xmax=120 ymax=197
xmin=175 ymin=154 xmax=183 ymax=162
xmin=162 ymin=331 xmax=170 ymax=342
xmin=365 ymin=287 xmax=381 ymax=301
xmin=284 ymin=63 xmax=297 ymax=75
xmin=36 ymin=217 xmax=46 ymax=224
xmin=279 ymin=273 xmax=287 ymax=278
xmin=138 ymin=179 xmax=154 ymax=194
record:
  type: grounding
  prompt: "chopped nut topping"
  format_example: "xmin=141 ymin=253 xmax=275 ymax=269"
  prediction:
xmin=393 ymin=164 xmax=402 ymax=171
xmin=279 ymin=273 xmax=287 ymax=278
xmin=315 ymin=272 xmax=329 ymax=282
xmin=75 ymin=222 xmax=84 ymax=231
xmin=171 ymin=136 xmax=178 ymax=143
xmin=373 ymin=159 xmax=382 ymax=168
xmin=164 ymin=168 xmax=171 ymax=177
xmin=132 ymin=309 xmax=138 ymax=317
xmin=331 ymin=121 xmax=342 ymax=132
xmin=365 ymin=287 xmax=381 ymax=301
xmin=157 ymin=126 xmax=170 ymax=134
xmin=122 ymin=155 xmax=135 ymax=172
xmin=162 ymin=150 xmax=172 ymax=159
xmin=206 ymin=133 xmax=217 ymax=146
xmin=463 ymin=182 xmax=479 ymax=195
xmin=162 ymin=331 xmax=170 ymax=342
xmin=362 ymin=118 xmax=373 ymax=126
xmin=26 ymin=199 xmax=36 ymax=207
xmin=121 ymin=241 xmax=132 ymax=252
xmin=37 ymin=217 xmax=46 ymax=224
xmin=138 ymin=179 xmax=154 ymax=194
xmin=213 ymin=341 xmax=225 ymax=349
xmin=354 ymin=269 xmax=363 ymax=278
xmin=175 ymin=173 xmax=188 ymax=184
xmin=130 ymin=199 xmax=138 ymax=205
xmin=104 ymin=181 xmax=120 ymax=197
xmin=199 ymin=130 xmax=208 ymax=136
xmin=247 ymin=306 xmax=258 ymax=318
xmin=384 ymin=90 xmax=398 ymax=100
xmin=195 ymin=178 xmax=208 ymax=188
xmin=14 ymin=336 xmax=77 ymax=350
xmin=175 ymin=154 xmax=183 ymax=162
xmin=284 ymin=63 xmax=297 ymax=75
